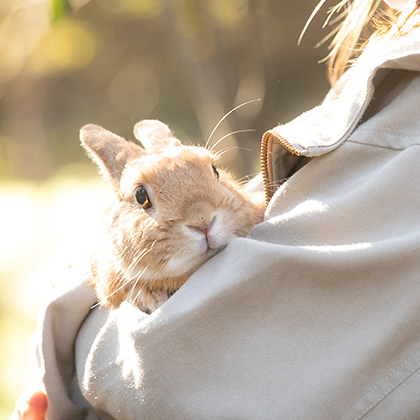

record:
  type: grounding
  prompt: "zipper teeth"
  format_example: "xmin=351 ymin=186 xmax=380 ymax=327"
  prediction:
xmin=260 ymin=131 xmax=273 ymax=207
xmin=260 ymin=130 xmax=301 ymax=206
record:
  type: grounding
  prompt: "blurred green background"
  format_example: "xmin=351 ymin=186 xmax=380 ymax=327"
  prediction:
xmin=0 ymin=0 xmax=334 ymax=416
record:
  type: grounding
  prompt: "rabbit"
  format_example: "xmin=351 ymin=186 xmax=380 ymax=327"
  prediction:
xmin=80 ymin=119 xmax=265 ymax=314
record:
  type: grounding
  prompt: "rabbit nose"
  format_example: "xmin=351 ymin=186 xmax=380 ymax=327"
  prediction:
xmin=187 ymin=216 xmax=216 ymax=237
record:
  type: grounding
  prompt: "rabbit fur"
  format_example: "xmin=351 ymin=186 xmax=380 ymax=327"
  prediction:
xmin=80 ymin=120 xmax=264 ymax=313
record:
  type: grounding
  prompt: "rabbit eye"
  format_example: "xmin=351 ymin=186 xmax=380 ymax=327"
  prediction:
xmin=135 ymin=185 xmax=152 ymax=209
xmin=212 ymin=164 xmax=219 ymax=179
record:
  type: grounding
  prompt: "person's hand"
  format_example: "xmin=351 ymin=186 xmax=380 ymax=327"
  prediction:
xmin=10 ymin=389 xmax=47 ymax=420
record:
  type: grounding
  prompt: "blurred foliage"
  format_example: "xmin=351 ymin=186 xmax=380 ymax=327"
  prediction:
xmin=0 ymin=0 xmax=334 ymax=181
xmin=0 ymin=0 xmax=338 ymax=416
xmin=51 ymin=0 xmax=72 ymax=23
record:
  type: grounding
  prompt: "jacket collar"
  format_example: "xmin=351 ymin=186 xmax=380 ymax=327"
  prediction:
xmin=260 ymin=28 xmax=420 ymax=204
xmin=271 ymin=29 xmax=420 ymax=156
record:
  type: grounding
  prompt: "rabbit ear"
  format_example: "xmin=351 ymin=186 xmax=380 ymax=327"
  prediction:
xmin=133 ymin=119 xmax=182 ymax=153
xmin=80 ymin=124 xmax=144 ymax=191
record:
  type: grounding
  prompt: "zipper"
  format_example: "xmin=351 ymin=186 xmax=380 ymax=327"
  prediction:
xmin=260 ymin=129 xmax=302 ymax=206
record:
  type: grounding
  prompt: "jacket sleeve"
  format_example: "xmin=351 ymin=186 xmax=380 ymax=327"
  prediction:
xmin=32 ymin=276 xmax=100 ymax=420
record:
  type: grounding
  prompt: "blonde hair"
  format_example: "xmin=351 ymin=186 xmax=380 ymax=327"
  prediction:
xmin=306 ymin=0 xmax=420 ymax=85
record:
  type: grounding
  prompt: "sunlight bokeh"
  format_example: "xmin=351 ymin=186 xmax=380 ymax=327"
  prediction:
xmin=0 ymin=174 xmax=111 ymax=417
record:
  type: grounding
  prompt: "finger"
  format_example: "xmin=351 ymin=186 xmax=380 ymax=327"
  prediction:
xmin=12 ymin=390 xmax=47 ymax=420
xmin=26 ymin=391 xmax=47 ymax=419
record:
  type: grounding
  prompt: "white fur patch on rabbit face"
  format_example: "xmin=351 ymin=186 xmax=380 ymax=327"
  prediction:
xmin=166 ymin=212 xmax=237 ymax=276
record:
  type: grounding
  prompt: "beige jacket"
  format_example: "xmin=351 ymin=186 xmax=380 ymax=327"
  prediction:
xmin=33 ymin=28 xmax=420 ymax=420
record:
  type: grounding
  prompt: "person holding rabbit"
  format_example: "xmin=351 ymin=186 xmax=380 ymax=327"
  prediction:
xmin=12 ymin=0 xmax=420 ymax=418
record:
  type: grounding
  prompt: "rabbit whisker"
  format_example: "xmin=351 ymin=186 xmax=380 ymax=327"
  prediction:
xmin=209 ymin=130 xmax=255 ymax=154
xmin=128 ymin=272 xmax=145 ymax=304
xmin=127 ymin=265 xmax=151 ymax=304
xmin=205 ymin=98 xmax=261 ymax=150
xmin=124 ymin=240 xmax=158 ymax=281
xmin=213 ymin=146 xmax=252 ymax=161
xmin=99 ymin=263 xmax=150 ymax=307
xmin=131 ymin=278 xmax=150 ymax=306
xmin=236 ymin=173 xmax=259 ymax=185
xmin=92 ymin=245 xmax=156 ymax=308
xmin=123 ymin=244 xmax=151 ymax=273
xmin=268 ymin=178 xmax=290 ymax=188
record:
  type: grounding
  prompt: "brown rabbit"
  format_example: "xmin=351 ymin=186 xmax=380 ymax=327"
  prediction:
xmin=80 ymin=120 xmax=264 ymax=313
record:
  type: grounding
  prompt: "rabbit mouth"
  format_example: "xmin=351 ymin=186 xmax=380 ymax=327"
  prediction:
xmin=164 ymin=246 xmax=221 ymax=277
xmin=120 ymin=244 xmax=222 ymax=281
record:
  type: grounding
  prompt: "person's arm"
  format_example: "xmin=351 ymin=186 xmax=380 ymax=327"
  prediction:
xmin=30 ymin=276 xmax=100 ymax=419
